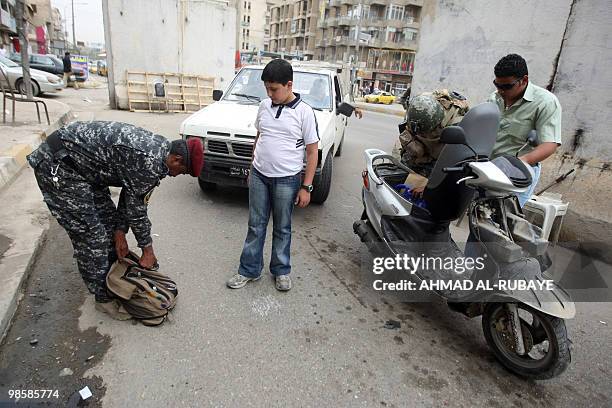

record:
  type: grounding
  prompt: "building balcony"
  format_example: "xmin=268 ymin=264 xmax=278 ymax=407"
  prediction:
xmin=291 ymin=29 xmax=306 ymax=38
xmin=0 ymin=9 xmax=17 ymax=34
xmin=366 ymin=38 xmax=418 ymax=50
xmin=316 ymin=39 xmax=329 ymax=48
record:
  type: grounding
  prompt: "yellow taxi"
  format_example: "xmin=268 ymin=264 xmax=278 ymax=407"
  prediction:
xmin=364 ymin=91 xmax=396 ymax=104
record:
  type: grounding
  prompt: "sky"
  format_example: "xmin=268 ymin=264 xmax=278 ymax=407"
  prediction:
xmin=51 ymin=0 xmax=105 ymax=45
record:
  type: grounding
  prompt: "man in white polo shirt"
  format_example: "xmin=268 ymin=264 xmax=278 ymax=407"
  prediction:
xmin=227 ymin=59 xmax=319 ymax=291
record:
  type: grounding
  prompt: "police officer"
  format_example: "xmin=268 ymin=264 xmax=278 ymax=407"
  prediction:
xmin=27 ymin=121 xmax=203 ymax=319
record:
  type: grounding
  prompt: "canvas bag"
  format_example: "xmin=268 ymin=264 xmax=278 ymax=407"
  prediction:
xmin=106 ymin=251 xmax=178 ymax=326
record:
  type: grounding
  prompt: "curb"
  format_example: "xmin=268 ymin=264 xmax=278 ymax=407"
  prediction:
xmin=0 ymin=101 xmax=72 ymax=342
xmin=0 ymin=102 xmax=73 ymax=192
xmin=354 ymin=102 xmax=405 ymax=117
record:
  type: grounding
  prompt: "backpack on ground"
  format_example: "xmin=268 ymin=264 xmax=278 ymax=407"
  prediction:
xmin=106 ymin=251 xmax=178 ymax=326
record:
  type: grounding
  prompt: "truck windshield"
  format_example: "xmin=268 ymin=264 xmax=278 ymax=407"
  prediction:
xmin=224 ymin=68 xmax=332 ymax=110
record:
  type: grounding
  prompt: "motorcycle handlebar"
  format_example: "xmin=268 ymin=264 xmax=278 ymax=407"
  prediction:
xmin=442 ymin=166 xmax=465 ymax=173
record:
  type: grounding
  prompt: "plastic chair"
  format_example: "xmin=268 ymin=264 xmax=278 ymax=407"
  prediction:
xmin=0 ymin=67 xmax=50 ymax=125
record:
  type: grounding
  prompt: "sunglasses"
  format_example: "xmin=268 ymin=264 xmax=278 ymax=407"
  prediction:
xmin=493 ymin=78 xmax=522 ymax=91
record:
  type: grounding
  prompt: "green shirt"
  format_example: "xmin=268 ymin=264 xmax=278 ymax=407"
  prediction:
xmin=488 ymin=82 xmax=562 ymax=158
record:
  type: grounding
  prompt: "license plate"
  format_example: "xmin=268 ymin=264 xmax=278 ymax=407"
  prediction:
xmin=229 ymin=166 xmax=250 ymax=177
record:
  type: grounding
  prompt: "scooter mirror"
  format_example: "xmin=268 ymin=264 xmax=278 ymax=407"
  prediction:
xmin=440 ymin=126 xmax=467 ymax=145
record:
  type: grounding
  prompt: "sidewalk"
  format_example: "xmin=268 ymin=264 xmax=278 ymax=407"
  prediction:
xmin=354 ymin=98 xmax=405 ymax=117
xmin=0 ymin=97 xmax=73 ymax=341
xmin=0 ymin=98 xmax=73 ymax=190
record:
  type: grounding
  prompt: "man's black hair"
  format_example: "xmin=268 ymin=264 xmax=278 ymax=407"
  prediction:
xmin=494 ymin=54 xmax=528 ymax=78
xmin=65 ymin=51 xmax=70 ymax=56
xmin=170 ymin=139 xmax=189 ymax=167
xmin=261 ymin=58 xmax=293 ymax=85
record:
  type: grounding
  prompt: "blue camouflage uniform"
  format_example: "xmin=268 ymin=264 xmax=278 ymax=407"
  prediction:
xmin=27 ymin=121 xmax=171 ymax=301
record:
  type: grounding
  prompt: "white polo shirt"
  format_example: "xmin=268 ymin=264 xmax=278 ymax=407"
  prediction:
xmin=253 ymin=93 xmax=320 ymax=177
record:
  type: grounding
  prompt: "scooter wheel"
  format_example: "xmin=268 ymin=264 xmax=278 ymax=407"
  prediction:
xmin=482 ymin=303 xmax=571 ymax=380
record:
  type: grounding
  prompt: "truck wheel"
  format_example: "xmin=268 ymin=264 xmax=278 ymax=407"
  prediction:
xmin=311 ymin=151 xmax=333 ymax=204
xmin=198 ymin=178 xmax=217 ymax=192
xmin=334 ymin=134 xmax=344 ymax=157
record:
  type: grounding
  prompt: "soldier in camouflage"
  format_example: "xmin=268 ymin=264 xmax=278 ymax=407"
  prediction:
xmin=394 ymin=89 xmax=470 ymax=177
xmin=27 ymin=121 xmax=203 ymax=318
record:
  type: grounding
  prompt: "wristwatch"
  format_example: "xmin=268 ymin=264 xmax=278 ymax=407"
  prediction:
xmin=301 ymin=184 xmax=314 ymax=193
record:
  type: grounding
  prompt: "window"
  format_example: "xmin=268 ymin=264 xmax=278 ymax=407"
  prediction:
xmin=386 ymin=4 xmax=404 ymax=21
xmin=403 ymin=28 xmax=418 ymax=41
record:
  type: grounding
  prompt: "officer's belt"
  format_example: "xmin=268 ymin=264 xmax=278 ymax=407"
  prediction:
xmin=46 ymin=131 xmax=79 ymax=171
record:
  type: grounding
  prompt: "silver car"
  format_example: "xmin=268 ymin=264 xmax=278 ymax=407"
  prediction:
xmin=0 ymin=55 xmax=64 ymax=97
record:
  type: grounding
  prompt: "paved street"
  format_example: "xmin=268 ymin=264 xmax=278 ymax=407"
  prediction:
xmin=0 ymin=87 xmax=611 ymax=407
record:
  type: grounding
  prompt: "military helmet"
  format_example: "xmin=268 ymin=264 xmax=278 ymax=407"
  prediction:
xmin=406 ymin=94 xmax=445 ymax=133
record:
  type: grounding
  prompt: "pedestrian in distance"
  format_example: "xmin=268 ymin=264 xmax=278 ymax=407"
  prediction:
xmin=27 ymin=121 xmax=203 ymax=319
xmin=227 ymin=59 xmax=319 ymax=292
xmin=62 ymin=52 xmax=78 ymax=90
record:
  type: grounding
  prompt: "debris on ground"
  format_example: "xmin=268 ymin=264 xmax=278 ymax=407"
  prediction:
xmin=384 ymin=320 xmax=401 ymax=330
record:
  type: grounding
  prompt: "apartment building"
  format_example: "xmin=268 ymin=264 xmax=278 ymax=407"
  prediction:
xmin=267 ymin=0 xmax=422 ymax=95
xmin=0 ymin=0 xmax=17 ymax=52
xmin=237 ymin=0 xmax=273 ymax=53
xmin=268 ymin=0 xmax=321 ymax=59
xmin=318 ymin=0 xmax=423 ymax=95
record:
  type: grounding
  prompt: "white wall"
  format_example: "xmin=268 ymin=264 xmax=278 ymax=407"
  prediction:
xmin=102 ymin=0 xmax=236 ymax=110
xmin=412 ymin=0 xmax=571 ymax=103
xmin=552 ymin=0 xmax=612 ymax=160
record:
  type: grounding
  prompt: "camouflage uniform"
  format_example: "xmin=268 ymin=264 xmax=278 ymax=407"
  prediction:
xmin=395 ymin=89 xmax=469 ymax=176
xmin=27 ymin=121 xmax=171 ymax=301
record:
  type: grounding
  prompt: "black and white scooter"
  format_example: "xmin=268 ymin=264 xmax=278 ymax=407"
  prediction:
xmin=353 ymin=102 xmax=574 ymax=379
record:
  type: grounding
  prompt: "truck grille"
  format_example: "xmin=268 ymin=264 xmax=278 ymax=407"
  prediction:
xmin=231 ymin=143 xmax=253 ymax=158
xmin=207 ymin=140 xmax=229 ymax=154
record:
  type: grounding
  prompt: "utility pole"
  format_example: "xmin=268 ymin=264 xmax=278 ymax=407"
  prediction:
xmin=71 ymin=0 xmax=77 ymax=52
xmin=16 ymin=0 xmax=33 ymax=100
xmin=351 ymin=1 xmax=364 ymax=97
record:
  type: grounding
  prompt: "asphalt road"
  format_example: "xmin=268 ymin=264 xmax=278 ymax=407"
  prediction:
xmin=0 ymin=87 xmax=610 ymax=407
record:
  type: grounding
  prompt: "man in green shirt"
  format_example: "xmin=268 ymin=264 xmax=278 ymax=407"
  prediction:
xmin=488 ymin=54 xmax=562 ymax=206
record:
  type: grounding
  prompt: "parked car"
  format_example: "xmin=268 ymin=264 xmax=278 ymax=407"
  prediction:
xmin=88 ymin=60 xmax=98 ymax=74
xmin=97 ymin=60 xmax=107 ymax=76
xmin=0 ymin=55 xmax=63 ymax=96
xmin=9 ymin=53 xmax=63 ymax=76
xmin=364 ymin=90 xmax=396 ymax=104
xmin=72 ymin=66 xmax=87 ymax=82
xmin=179 ymin=62 xmax=355 ymax=204
xmin=9 ymin=52 xmax=85 ymax=83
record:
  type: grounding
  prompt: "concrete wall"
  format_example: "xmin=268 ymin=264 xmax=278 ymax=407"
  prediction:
xmin=412 ymin=0 xmax=612 ymax=261
xmin=102 ymin=0 xmax=236 ymax=110
xmin=412 ymin=0 xmax=571 ymax=102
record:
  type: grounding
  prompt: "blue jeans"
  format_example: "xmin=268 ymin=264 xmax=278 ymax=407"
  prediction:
xmin=517 ymin=163 xmax=541 ymax=207
xmin=238 ymin=168 xmax=301 ymax=278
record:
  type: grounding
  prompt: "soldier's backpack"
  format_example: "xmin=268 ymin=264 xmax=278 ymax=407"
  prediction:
xmin=106 ymin=252 xmax=178 ymax=326
xmin=396 ymin=89 xmax=470 ymax=172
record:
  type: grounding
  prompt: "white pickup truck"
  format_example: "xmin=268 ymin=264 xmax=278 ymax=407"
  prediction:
xmin=179 ymin=62 xmax=355 ymax=204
